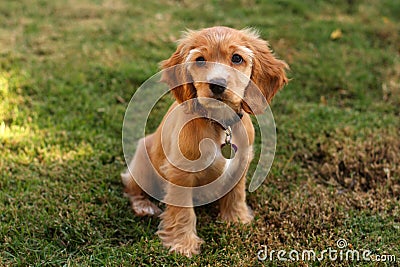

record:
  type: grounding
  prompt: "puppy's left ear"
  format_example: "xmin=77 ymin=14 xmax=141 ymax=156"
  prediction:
xmin=242 ymin=31 xmax=289 ymax=114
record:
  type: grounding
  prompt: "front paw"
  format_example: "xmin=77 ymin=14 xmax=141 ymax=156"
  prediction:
xmin=158 ymin=231 xmax=204 ymax=257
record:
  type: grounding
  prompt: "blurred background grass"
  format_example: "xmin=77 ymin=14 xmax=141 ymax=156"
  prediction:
xmin=0 ymin=0 xmax=399 ymax=266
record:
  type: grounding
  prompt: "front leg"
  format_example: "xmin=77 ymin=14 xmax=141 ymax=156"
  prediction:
xmin=219 ymin=172 xmax=254 ymax=224
xmin=157 ymin=205 xmax=203 ymax=257
xmin=156 ymin=167 xmax=204 ymax=257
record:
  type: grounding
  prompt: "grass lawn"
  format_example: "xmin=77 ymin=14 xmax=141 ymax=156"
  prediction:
xmin=1 ymin=0 xmax=399 ymax=266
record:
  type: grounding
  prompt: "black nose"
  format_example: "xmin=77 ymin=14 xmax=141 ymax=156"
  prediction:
xmin=209 ymin=78 xmax=227 ymax=94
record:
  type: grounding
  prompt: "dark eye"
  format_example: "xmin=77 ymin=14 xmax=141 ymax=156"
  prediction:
xmin=231 ymin=54 xmax=243 ymax=64
xmin=195 ymin=56 xmax=206 ymax=66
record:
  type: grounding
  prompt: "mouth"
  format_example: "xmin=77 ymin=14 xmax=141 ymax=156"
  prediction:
xmin=202 ymin=96 xmax=228 ymax=109
xmin=193 ymin=83 xmax=240 ymax=113
xmin=195 ymin=96 xmax=243 ymax=127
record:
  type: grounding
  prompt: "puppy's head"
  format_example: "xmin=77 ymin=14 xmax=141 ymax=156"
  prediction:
xmin=161 ymin=26 xmax=289 ymax=118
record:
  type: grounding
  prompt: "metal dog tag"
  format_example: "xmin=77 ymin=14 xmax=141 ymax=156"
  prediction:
xmin=221 ymin=143 xmax=237 ymax=159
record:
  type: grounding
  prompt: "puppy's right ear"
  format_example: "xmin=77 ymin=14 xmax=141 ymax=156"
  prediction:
xmin=240 ymin=28 xmax=289 ymax=114
xmin=160 ymin=43 xmax=196 ymax=103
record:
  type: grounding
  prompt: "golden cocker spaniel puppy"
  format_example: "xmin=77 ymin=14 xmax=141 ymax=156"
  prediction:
xmin=122 ymin=26 xmax=289 ymax=257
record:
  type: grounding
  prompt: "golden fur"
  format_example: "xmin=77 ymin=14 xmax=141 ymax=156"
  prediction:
xmin=122 ymin=26 xmax=288 ymax=257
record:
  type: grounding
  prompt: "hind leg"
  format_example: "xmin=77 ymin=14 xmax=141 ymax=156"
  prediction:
xmin=121 ymin=136 xmax=161 ymax=216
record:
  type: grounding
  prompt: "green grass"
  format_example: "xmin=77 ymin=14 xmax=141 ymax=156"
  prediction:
xmin=1 ymin=0 xmax=399 ymax=266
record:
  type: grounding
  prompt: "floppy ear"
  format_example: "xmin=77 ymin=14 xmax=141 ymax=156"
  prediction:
xmin=241 ymin=30 xmax=289 ymax=114
xmin=160 ymin=43 xmax=196 ymax=103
